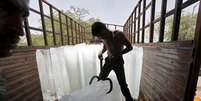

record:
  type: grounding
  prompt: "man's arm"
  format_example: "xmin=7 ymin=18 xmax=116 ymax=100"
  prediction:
xmin=98 ymin=44 xmax=107 ymax=59
xmin=119 ymin=34 xmax=133 ymax=55
xmin=100 ymin=44 xmax=107 ymax=54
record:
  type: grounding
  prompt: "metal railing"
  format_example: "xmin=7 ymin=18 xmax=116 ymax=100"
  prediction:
xmin=124 ymin=0 xmax=200 ymax=44
xmin=23 ymin=0 xmax=88 ymax=47
xmin=105 ymin=23 xmax=124 ymax=31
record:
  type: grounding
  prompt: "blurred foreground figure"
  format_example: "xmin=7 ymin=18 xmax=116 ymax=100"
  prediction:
xmin=0 ymin=0 xmax=29 ymax=57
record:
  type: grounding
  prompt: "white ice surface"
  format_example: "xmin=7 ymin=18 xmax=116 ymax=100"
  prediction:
xmin=36 ymin=43 xmax=143 ymax=101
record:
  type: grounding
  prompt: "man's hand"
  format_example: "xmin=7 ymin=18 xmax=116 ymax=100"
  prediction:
xmin=98 ymin=53 xmax=103 ymax=60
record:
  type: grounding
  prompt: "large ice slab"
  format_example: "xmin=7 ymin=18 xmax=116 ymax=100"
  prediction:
xmin=36 ymin=43 xmax=143 ymax=101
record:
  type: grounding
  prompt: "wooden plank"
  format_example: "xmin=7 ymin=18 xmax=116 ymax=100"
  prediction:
xmin=0 ymin=48 xmax=43 ymax=101
xmin=135 ymin=40 xmax=193 ymax=48
xmin=139 ymin=41 xmax=193 ymax=101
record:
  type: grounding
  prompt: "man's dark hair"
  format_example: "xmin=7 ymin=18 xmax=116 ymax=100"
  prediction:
xmin=91 ymin=22 xmax=107 ymax=37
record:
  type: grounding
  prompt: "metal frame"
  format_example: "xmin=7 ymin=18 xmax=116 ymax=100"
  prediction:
xmin=105 ymin=24 xmax=124 ymax=31
xmin=185 ymin=1 xmax=201 ymax=100
xmin=124 ymin=0 xmax=200 ymax=44
xmin=23 ymin=0 xmax=87 ymax=46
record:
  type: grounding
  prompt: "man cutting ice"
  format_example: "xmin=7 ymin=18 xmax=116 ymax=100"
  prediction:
xmin=91 ymin=22 xmax=134 ymax=101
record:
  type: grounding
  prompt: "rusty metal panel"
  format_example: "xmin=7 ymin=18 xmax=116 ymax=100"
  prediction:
xmin=0 ymin=47 xmax=43 ymax=101
xmin=138 ymin=41 xmax=193 ymax=101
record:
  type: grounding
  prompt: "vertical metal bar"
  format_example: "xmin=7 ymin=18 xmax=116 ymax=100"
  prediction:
xmin=130 ymin=18 xmax=132 ymax=42
xmin=159 ymin=0 xmax=167 ymax=42
xmin=131 ymin=13 xmax=134 ymax=44
xmin=124 ymin=25 xmax=125 ymax=36
xmin=150 ymin=0 xmax=156 ymax=43
xmin=125 ymin=22 xmax=127 ymax=38
xmin=126 ymin=21 xmax=129 ymax=40
xmin=142 ymin=0 xmax=146 ymax=43
xmin=70 ymin=18 xmax=74 ymax=44
xmin=84 ymin=28 xmax=86 ymax=42
xmin=127 ymin=23 xmax=129 ymax=36
xmin=115 ymin=25 xmax=117 ymax=30
xmin=77 ymin=22 xmax=79 ymax=44
xmin=171 ymin=0 xmax=183 ymax=41
xmin=185 ymin=1 xmax=201 ymax=100
xmin=128 ymin=18 xmax=130 ymax=41
xmin=128 ymin=17 xmax=131 ymax=41
xmin=24 ymin=18 xmax=32 ymax=46
xmin=74 ymin=22 xmax=78 ymax=44
xmin=65 ymin=16 xmax=70 ymax=45
xmin=81 ymin=26 xmax=84 ymax=42
xmin=138 ymin=2 xmax=141 ymax=43
xmin=82 ymin=26 xmax=84 ymax=43
xmin=39 ymin=0 xmax=48 ymax=46
xmin=59 ymin=11 xmax=64 ymax=45
xmin=82 ymin=27 xmax=84 ymax=42
xmin=129 ymin=19 xmax=131 ymax=41
xmin=134 ymin=9 xmax=136 ymax=43
xmin=127 ymin=23 xmax=129 ymax=35
xmin=79 ymin=26 xmax=81 ymax=43
xmin=78 ymin=24 xmax=82 ymax=43
xmin=78 ymin=24 xmax=81 ymax=43
xmin=123 ymin=24 xmax=126 ymax=33
xmin=129 ymin=16 xmax=132 ymax=43
xmin=50 ymin=5 xmax=56 ymax=46
xmin=124 ymin=24 xmax=126 ymax=36
xmin=77 ymin=24 xmax=80 ymax=43
xmin=81 ymin=26 xmax=83 ymax=43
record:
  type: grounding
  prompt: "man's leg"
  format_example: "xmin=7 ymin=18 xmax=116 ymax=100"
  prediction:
xmin=114 ymin=64 xmax=133 ymax=101
xmin=99 ymin=58 xmax=112 ymax=80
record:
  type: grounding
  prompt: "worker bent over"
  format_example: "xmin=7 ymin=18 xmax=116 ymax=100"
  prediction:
xmin=91 ymin=22 xmax=134 ymax=101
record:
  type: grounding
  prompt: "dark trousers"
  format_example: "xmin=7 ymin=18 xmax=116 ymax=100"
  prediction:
xmin=99 ymin=56 xmax=133 ymax=101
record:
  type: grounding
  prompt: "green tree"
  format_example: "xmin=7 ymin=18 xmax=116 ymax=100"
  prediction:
xmin=67 ymin=6 xmax=89 ymax=22
xmin=43 ymin=6 xmax=100 ymax=44
xmin=153 ymin=12 xmax=197 ymax=42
